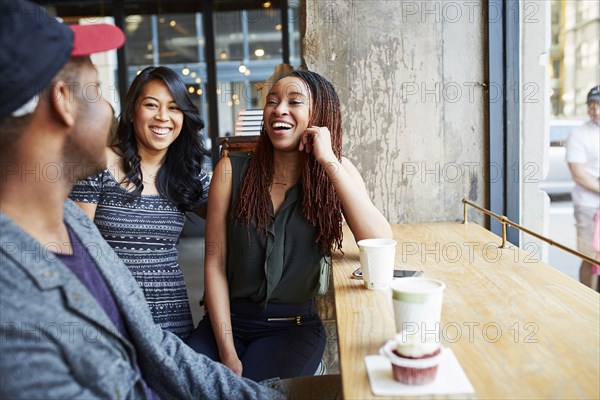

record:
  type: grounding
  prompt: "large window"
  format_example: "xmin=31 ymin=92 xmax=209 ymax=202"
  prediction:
xmin=125 ymin=13 xmax=203 ymax=66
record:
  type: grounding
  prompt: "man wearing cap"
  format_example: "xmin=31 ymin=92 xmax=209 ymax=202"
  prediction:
xmin=0 ymin=2 xmax=342 ymax=398
xmin=566 ymin=85 xmax=600 ymax=291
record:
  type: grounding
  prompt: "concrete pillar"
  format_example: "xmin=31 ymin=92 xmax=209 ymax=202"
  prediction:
xmin=303 ymin=0 xmax=487 ymax=224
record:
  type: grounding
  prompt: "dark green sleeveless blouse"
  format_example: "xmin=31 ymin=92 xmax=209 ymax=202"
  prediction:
xmin=226 ymin=152 xmax=323 ymax=306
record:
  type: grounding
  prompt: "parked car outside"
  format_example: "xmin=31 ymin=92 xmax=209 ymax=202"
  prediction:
xmin=540 ymin=119 xmax=586 ymax=197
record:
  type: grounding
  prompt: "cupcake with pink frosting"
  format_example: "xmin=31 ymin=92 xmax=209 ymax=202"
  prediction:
xmin=380 ymin=333 xmax=442 ymax=385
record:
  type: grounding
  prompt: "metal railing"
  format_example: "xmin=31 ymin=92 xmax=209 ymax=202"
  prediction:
xmin=462 ymin=199 xmax=600 ymax=266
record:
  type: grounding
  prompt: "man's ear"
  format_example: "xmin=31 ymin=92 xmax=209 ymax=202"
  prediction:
xmin=49 ymin=81 xmax=76 ymax=128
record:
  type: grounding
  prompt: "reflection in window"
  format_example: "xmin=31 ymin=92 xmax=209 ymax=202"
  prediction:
xmin=125 ymin=15 xmax=153 ymax=65
xmin=214 ymin=9 xmax=283 ymax=62
xmin=248 ymin=8 xmax=282 ymax=61
xmin=215 ymin=11 xmax=244 ymax=62
xmin=126 ymin=13 xmax=203 ymax=66
xmin=157 ymin=14 xmax=201 ymax=65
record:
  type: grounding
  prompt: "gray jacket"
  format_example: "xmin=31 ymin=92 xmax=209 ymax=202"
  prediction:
xmin=0 ymin=200 xmax=284 ymax=399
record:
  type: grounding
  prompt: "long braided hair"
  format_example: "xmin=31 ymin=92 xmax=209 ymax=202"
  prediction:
xmin=230 ymin=69 xmax=344 ymax=254
xmin=111 ymin=66 xmax=206 ymax=212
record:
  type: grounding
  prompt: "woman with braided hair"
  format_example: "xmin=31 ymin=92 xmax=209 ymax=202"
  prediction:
xmin=187 ymin=69 xmax=392 ymax=381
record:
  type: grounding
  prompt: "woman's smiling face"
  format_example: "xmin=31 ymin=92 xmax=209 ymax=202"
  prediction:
xmin=132 ymin=79 xmax=184 ymax=156
xmin=263 ymin=76 xmax=311 ymax=152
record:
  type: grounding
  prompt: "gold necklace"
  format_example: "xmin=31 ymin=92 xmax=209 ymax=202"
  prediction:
xmin=141 ymin=164 xmax=157 ymax=180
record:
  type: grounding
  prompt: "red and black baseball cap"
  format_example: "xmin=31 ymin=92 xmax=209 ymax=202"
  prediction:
xmin=0 ymin=0 xmax=125 ymax=117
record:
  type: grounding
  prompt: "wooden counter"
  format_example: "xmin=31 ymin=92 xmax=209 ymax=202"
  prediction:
xmin=333 ymin=222 xmax=599 ymax=399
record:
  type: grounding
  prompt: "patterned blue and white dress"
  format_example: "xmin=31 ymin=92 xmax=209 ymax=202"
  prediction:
xmin=70 ymin=169 xmax=209 ymax=340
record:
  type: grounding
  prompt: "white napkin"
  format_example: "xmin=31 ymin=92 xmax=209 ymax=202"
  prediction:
xmin=365 ymin=348 xmax=475 ymax=396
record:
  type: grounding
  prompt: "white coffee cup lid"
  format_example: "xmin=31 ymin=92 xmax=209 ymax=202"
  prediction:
xmin=357 ymin=238 xmax=397 ymax=248
xmin=391 ymin=278 xmax=445 ymax=302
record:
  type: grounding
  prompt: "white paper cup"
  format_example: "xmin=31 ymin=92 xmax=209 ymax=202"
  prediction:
xmin=391 ymin=278 xmax=445 ymax=339
xmin=357 ymin=238 xmax=397 ymax=290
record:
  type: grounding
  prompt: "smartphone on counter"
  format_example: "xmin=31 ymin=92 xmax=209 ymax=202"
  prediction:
xmin=351 ymin=268 xmax=424 ymax=279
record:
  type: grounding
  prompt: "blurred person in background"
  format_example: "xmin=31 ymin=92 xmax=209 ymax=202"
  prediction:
xmin=566 ymin=85 xmax=600 ymax=290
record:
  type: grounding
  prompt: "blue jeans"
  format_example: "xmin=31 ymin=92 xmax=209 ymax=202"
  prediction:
xmin=186 ymin=298 xmax=326 ymax=382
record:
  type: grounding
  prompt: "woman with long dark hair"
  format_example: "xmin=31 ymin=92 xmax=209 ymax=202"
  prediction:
xmin=187 ymin=69 xmax=392 ymax=380
xmin=70 ymin=66 xmax=209 ymax=340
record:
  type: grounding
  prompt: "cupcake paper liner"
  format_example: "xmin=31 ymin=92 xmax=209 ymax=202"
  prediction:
xmin=379 ymin=339 xmax=444 ymax=385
